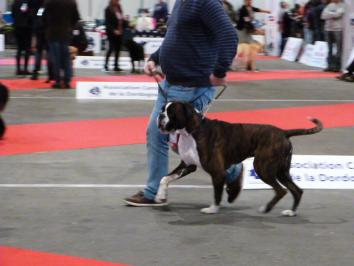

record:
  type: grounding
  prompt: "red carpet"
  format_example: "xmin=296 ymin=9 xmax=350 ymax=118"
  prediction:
xmin=1 ymin=70 xmax=337 ymax=90
xmin=0 ymin=103 xmax=353 ymax=156
xmin=0 ymin=58 xmax=40 ymax=66
xmin=0 ymin=246 xmax=131 ymax=266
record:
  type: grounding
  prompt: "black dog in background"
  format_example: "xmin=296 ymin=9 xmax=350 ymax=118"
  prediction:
xmin=0 ymin=83 xmax=9 ymax=138
xmin=123 ymin=23 xmax=145 ymax=73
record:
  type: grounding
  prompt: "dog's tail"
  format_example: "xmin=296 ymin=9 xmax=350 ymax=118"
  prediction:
xmin=285 ymin=117 xmax=323 ymax=138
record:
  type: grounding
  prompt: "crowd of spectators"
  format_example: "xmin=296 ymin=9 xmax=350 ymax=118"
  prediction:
xmin=2 ymin=0 xmax=352 ymax=81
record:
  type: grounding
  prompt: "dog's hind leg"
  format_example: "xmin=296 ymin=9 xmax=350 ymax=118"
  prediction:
xmin=278 ymin=172 xmax=303 ymax=217
xmin=155 ymin=161 xmax=196 ymax=203
xmin=254 ymin=159 xmax=287 ymax=214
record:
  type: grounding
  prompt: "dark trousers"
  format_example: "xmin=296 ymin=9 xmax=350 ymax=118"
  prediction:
xmin=32 ymin=32 xmax=46 ymax=73
xmin=347 ymin=59 xmax=354 ymax=74
xmin=14 ymin=27 xmax=32 ymax=73
xmin=48 ymin=41 xmax=72 ymax=84
xmin=105 ymin=34 xmax=122 ymax=68
xmin=280 ymin=33 xmax=289 ymax=56
xmin=325 ymin=31 xmax=343 ymax=71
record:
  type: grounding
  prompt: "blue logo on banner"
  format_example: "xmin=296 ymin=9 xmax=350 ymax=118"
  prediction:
xmin=81 ymin=60 xmax=89 ymax=66
xmin=90 ymin=87 xmax=101 ymax=95
xmin=249 ymin=169 xmax=260 ymax=179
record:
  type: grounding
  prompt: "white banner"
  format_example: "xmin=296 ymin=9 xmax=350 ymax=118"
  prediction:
xmin=133 ymin=37 xmax=163 ymax=55
xmin=299 ymin=44 xmax=315 ymax=66
xmin=76 ymin=82 xmax=157 ymax=100
xmin=299 ymin=41 xmax=328 ymax=69
xmin=243 ymin=155 xmax=354 ymax=189
xmin=73 ymin=56 xmax=144 ymax=70
xmin=281 ymin=37 xmax=303 ymax=62
xmin=0 ymin=34 xmax=4 ymax=52
xmin=86 ymin=32 xmax=101 ymax=55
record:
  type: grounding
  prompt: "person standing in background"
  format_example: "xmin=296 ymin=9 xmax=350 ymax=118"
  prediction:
xmin=104 ymin=0 xmax=124 ymax=72
xmin=278 ymin=1 xmax=292 ymax=55
xmin=321 ymin=0 xmax=345 ymax=72
xmin=30 ymin=0 xmax=46 ymax=80
xmin=11 ymin=0 xmax=33 ymax=76
xmin=153 ymin=0 xmax=168 ymax=23
xmin=43 ymin=0 xmax=80 ymax=88
xmin=236 ymin=0 xmax=270 ymax=71
xmin=222 ymin=0 xmax=238 ymax=26
xmin=313 ymin=0 xmax=329 ymax=42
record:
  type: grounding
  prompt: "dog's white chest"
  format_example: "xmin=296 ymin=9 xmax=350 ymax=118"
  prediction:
xmin=177 ymin=133 xmax=202 ymax=167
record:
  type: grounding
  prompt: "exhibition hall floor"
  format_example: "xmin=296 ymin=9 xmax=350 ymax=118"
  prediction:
xmin=0 ymin=54 xmax=353 ymax=266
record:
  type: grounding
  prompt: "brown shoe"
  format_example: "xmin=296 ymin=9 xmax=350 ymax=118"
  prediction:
xmin=336 ymin=73 xmax=351 ymax=80
xmin=226 ymin=164 xmax=244 ymax=203
xmin=124 ymin=191 xmax=168 ymax=207
xmin=343 ymin=74 xmax=354 ymax=82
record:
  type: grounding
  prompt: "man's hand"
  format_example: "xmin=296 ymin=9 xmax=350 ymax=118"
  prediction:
xmin=144 ymin=60 xmax=158 ymax=76
xmin=210 ymin=74 xmax=226 ymax=86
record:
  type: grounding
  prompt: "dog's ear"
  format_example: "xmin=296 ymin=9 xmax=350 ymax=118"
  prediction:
xmin=183 ymin=103 xmax=200 ymax=133
xmin=183 ymin=102 xmax=195 ymax=120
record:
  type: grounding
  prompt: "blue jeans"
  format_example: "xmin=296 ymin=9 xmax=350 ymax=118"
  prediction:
xmin=144 ymin=81 xmax=243 ymax=200
xmin=48 ymin=41 xmax=73 ymax=84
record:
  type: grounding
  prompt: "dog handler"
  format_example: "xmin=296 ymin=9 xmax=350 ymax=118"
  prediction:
xmin=124 ymin=0 xmax=243 ymax=206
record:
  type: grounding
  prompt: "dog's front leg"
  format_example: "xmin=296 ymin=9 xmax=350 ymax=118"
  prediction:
xmin=155 ymin=161 xmax=196 ymax=203
xmin=201 ymin=175 xmax=225 ymax=214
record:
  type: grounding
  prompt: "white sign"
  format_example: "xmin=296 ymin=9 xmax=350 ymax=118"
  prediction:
xmin=76 ymin=82 xmax=157 ymax=100
xmin=133 ymin=37 xmax=163 ymax=55
xmin=308 ymin=41 xmax=328 ymax=69
xmin=0 ymin=34 xmax=4 ymax=52
xmin=281 ymin=37 xmax=303 ymax=62
xmin=74 ymin=56 xmax=144 ymax=70
xmin=243 ymin=155 xmax=354 ymax=190
xmin=299 ymin=44 xmax=315 ymax=66
xmin=299 ymin=41 xmax=328 ymax=69
xmin=85 ymin=31 xmax=101 ymax=54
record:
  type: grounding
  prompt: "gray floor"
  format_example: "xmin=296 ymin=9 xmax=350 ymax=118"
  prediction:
xmin=0 ymin=53 xmax=353 ymax=266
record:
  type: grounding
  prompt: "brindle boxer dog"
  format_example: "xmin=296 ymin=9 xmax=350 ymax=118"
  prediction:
xmin=155 ymin=102 xmax=323 ymax=216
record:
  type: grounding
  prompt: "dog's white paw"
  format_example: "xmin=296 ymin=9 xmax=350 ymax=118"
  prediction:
xmin=281 ymin=209 xmax=297 ymax=217
xmin=200 ymin=205 xmax=220 ymax=214
xmin=155 ymin=184 xmax=168 ymax=203
xmin=258 ymin=205 xmax=267 ymax=213
xmin=155 ymin=191 xmax=167 ymax=203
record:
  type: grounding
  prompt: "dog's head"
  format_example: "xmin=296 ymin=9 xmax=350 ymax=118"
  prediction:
xmin=157 ymin=102 xmax=202 ymax=134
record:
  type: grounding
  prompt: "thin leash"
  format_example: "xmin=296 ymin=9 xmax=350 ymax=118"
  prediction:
xmin=153 ymin=74 xmax=227 ymax=118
